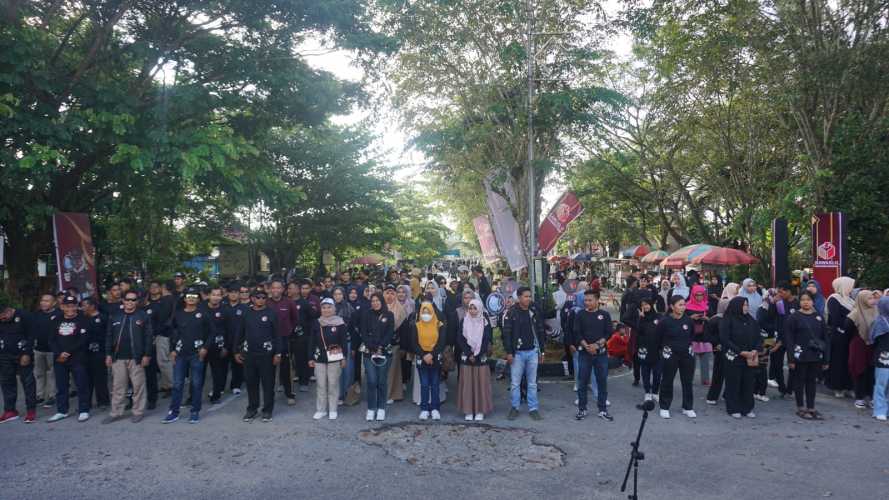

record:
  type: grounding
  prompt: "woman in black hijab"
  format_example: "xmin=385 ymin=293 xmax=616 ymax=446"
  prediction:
xmin=719 ymin=296 xmax=763 ymax=418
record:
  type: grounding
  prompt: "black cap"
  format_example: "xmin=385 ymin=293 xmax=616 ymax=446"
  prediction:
xmin=251 ymin=288 xmax=268 ymax=298
xmin=184 ymin=287 xmax=200 ymax=296
xmin=226 ymin=282 xmax=241 ymax=292
xmin=61 ymin=295 xmax=78 ymax=305
xmin=174 ymin=272 xmax=186 ymax=278
xmin=384 ymin=284 xmax=397 ymax=292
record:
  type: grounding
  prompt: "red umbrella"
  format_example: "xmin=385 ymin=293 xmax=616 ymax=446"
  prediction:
xmin=619 ymin=245 xmax=651 ymax=259
xmin=660 ymin=244 xmax=716 ymax=268
xmin=690 ymin=247 xmax=759 ymax=266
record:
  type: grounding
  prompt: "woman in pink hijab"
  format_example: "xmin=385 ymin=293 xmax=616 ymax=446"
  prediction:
xmin=686 ymin=284 xmax=713 ymax=385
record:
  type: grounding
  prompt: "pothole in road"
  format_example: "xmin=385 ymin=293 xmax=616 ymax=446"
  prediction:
xmin=358 ymin=423 xmax=565 ymax=471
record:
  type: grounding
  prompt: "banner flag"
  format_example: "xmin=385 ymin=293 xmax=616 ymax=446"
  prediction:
xmin=537 ymin=191 xmax=584 ymax=254
xmin=53 ymin=212 xmax=98 ymax=299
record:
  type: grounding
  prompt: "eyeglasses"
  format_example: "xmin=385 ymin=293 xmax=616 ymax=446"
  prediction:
xmin=123 ymin=297 xmax=138 ymax=302
xmin=185 ymin=294 xmax=199 ymax=299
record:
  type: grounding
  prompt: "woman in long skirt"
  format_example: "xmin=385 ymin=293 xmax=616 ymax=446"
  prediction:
xmin=456 ymin=298 xmax=494 ymax=421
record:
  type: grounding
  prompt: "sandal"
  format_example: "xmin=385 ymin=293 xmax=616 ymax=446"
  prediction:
xmin=796 ymin=409 xmax=813 ymax=420
xmin=810 ymin=410 xmax=824 ymax=420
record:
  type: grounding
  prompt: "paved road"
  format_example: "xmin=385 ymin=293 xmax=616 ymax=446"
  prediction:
xmin=1 ymin=368 xmax=886 ymax=499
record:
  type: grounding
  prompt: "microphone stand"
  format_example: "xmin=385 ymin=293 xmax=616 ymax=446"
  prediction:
xmin=620 ymin=402 xmax=652 ymax=499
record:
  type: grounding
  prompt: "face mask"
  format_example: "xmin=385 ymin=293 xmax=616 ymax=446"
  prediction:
xmin=420 ymin=313 xmax=433 ymax=322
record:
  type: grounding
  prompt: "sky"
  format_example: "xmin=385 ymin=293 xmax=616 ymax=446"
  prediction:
xmin=302 ymin=2 xmax=634 ymax=231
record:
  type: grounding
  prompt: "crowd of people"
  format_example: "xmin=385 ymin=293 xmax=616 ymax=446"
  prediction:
xmin=1 ymin=264 xmax=888 ymax=428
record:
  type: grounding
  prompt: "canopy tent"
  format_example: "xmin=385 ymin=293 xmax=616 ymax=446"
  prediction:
xmin=619 ymin=245 xmax=651 ymax=259
xmin=660 ymin=244 xmax=717 ymax=268
xmin=640 ymin=249 xmax=668 ymax=265
xmin=690 ymin=247 xmax=759 ymax=266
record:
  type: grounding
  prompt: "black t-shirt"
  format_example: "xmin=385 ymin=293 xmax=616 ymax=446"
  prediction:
xmin=573 ymin=309 xmax=612 ymax=354
xmin=784 ymin=311 xmax=829 ymax=363
xmin=29 ymin=308 xmax=61 ymax=351
xmin=0 ymin=309 xmax=31 ymax=356
xmin=50 ymin=314 xmax=90 ymax=359
xmin=655 ymin=314 xmax=694 ymax=358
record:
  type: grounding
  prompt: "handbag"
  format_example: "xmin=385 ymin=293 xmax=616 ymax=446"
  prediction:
xmin=320 ymin=328 xmax=344 ymax=362
xmin=441 ymin=346 xmax=456 ymax=372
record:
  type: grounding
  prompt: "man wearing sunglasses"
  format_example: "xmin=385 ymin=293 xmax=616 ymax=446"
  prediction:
xmin=235 ymin=289 xmax=281 ymax=423
xmin=164 ymin=288 xmax=210 ymax=424
xmin=103 ymin=291 xmax=153 ymax=424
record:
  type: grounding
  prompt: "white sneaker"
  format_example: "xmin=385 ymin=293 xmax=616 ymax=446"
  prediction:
xmin=328 ymin=412 xmax=338 ymax=420
xmin=386 ymin=399 xmax=394 ymax=405
xmin=754 ymin=394 xmax=770 ymax=402
xmin=652 ymin=394 xmax=659 ymax=402
xmin=366 ymin=410 xmax=375 ymax=421
xmin=659 ymin=409 xmax=671 ymax=419
xmin=834 ymin=391 xmax=845 ymax=398
xmin=643 ymin=393 xmax=652 ymax=402
xmin=606 ymin=400 xmax=611 ymax=407
xmin=474 ymin=413 xmax=484 ymax=421
xmin=854 ymin=400 xmax=866 ymax=409
xmin=682 ymin=409 xmax=697 ymax=418
xmin=313 ymin=412 xmax=326 ymax=420
xmin=337 ymin=400 xmax=344 ymax=406
xmin=767 ymin=379 xmax=779 ymax=388
xmin=745 ymin=412 xmax=756 ymax=418
xmin=232 ymin=388 xmax=242 ymax=395
xmin=77 ymin=412 xmax=90 ymax=422
xmin=47 ymin=413 xmax=68 ymax=423
xmin=419 ymin=411 xmax=429 ymax=420
xmin=574 ymin=398 xmax=579 ymax=406
xmin=431 ymin=410 xmax=441 ymax=421
xmin=706 ymin=400 xmax=717 ymax=405
xmin=875 ymin=415 xmax=887 ymax=421
xmin=376 ymin=409 xmax=386 ymax=421
xmin=730 ymin=413 xmax=742 ymax=419
xmin=464 ymin=414 xmax=474 ymax=421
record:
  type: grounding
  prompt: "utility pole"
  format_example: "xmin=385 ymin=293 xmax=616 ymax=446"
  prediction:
xmin=526 ymin=0 xmax=537 ymax=299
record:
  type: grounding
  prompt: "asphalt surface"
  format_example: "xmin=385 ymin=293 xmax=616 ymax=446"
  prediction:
xmin=1 ymin=367 xmax=886 ymax=500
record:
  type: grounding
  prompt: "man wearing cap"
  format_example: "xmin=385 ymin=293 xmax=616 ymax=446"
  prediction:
xmin=30 ymin=293 xmax=60 ymax=408
xmin=235 ymin=289 xmax=281 ymax=422
xmin=47 ymin=295 xmax=91 ymax=422
xmin=164 ymin=287 xmax=210 ymax=423
xmin=224 ymin=283 xmax=248 ymax=395
xmin=267 ymin=278 xmax=299 ymax=405
xmin=172 ymin=272 xmax=187 ymax=302
xmin=0 ymin=299 xmax=37 ymax=423
xmin=103 ymin=290 xmax=153 ymax=424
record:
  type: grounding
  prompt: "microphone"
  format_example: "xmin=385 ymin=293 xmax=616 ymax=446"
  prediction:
xmin=640 ymin=400 xmax=656 ymax=412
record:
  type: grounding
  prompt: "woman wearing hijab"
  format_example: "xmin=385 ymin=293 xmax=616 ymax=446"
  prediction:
xmin=805 ymin=280 xmax=826 ymax=317
xmin=412 ymin=284 xmax=448 ymax=406
xmin=358 ymin=292 xmax=394 ymax=421
xmin=686 ymin=284 xmax=713 ymax=385
xmin=706 ymin=275 xmax=724 ymax=316
xmin=333 ymin=287 xmax=356 ymax=405
xmin=657 ymin=279 xmax=670 ymax=313
xmin=870 ymin=296 xmax=889 ymax=421
xmin=825 ymin=276 xmax=855 ymax=397
xmin=383 ymin=285 xmax=408 ymax=404
xmin=785 ymin=291 xmax=830 ymax=420
xmin=635 ymin=298 xmax=662 ymax=402
xmin=845 ymin=290 xmax=877 ymax=409
xmin=719 ymin=297 xmax=763 ymax=418
xmin=397 ymin=285 xmax=415 ymax=317
xmin=738 ymin=279 xmax=764 ymax=321
xmin=704 ymin=287 xmax=736 ymax=405
xmin=309 ymin=299 xmax=347 ymax=420
xmin=456 ymin=298 xmax=494 ymax=421
xmin=667 ymin=272 xmax=689 ymax=303
xmin=410 ymin=300 xmax=446 ymax=420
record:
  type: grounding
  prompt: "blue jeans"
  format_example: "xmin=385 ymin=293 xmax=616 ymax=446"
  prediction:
xmin=54 ymin=358 xmax=89 ymax=414
xmin=418 ymin=362 xmax=440 ymax=411
xmin=169 ymin=355 xmax=205 ymax=415
xmin=510 ymin=349 xmax=539 ymax=411
xmin=573 ymin=350 xmax=597 ymax=400
xmin=577 ymin=351 xmax=608 ymax=412
xmin=874 ymin=367 xmax=889 ymax=418
xmin=363 ymin=355 xmax=390 ymax=411
xmin=339 ymin=341 xmax=355 ymax=400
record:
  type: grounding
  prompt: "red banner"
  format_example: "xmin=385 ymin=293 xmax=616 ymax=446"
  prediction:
xmin=811 ymin=212 xmax=846 ymax=295
xmin=473 ymin=215 xmax=501 ymax=264
xmin=537 ymin=191 xmax=584 ymax=255
xmin=53 ymin=212 xmax=98 ymax=299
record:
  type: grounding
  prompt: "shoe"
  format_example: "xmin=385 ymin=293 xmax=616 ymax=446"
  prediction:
xmin=418 ymin=410 xmax=430 ymax=420
xmin=0 ymin=410 xmax=19 ymax=423
xmin=261 ymin=413 xmax=272 ymax=422
xmin=474 ymin=413 xmax=484 ymax=421
xmin=232 ymin=388 xmax=242 ymax=395
xmin=464 ymin=414 xmax=473 ymax=421
xmin=682 ymin=409 xmax=697 ymax=418
xmin=101 ymin=415 xmax=125 ymax=424
xmin=338 ymin=400 xmax=344 ymax=406
xmin=834 ymin=391 xmax=845 ymax=398
xmin=659 ymin=409 xmax=671 ymax=419
xmin=767 ymin=379 xmax=779 ymax=388
xmin=643 ymin=393 xmax=652 ymax=402
xmin=77 ymin=412 xmax=90 ymax=422
xmin=507 ymin=408 xmax=519 ymax=420
xmin=299 ymin=385 xmax=309 ymax=393
xmin=42 ymin=398 xmax=56 ymax=409
xmin=754 ymin=394 xmax=770 ymax=402
xmin=210 ymin=398 xmax=220 ymax=405
xmin=287 ymin=398 xmax=297 ymax=406
xmin=36 ymin=397 xmax=44 ymax=405
xmin=431 ymin=410 xmax=441 ymax=421
xmin=745 ymin=412 xmax=756 ymax=418
xmin=652 ymin=394 xmax=659 ymax=402
xmin=574 ymin=399 xmax=579 ymax=406
xmin=24 ymin=410 xmax=36 ymax=423
xmin=606 ymin=400 xmax=611 ymax=407
xmin=376 ymin=409 xmax=386 ymax=421
xmin=598 ymin=411 xmax=614 ymax=422
xmin=730 ymin=413 xmax=742 ymax=419
xmin=162 ymin=412 xmax=179 ymax=424
xmin=243 ymin=410 xmax=257 ymax=422
xmin=328 ymin=412 xmax=338 ymax=420
xmin=875 ymin=415 xmax=887 ymax=421
xmin=706 ymin=400 xmax=717 ymax=405
xmin=313 ymin=412 xmax=327 ymax=420
xmin=147 ymin=401 xmax=157 ymax=410
xmin=131 ymin=414 xmax=144 ymax=423
xmin=365 ymin=410 xmax=376 ymax=421
xmin=854 ymin=400 xmax=866 ymax=409
xmin=189 ymin=413 xmax=199 ymax=424
xmin=386 ymin=399 xmax=394 ymax=405
xmin=47 ymin=412 xmax=68 ymax=422
xmin=529 ymin=410 xmax=542 ymax=421
xmin=575 ymin=409 xmax=587 ymax=420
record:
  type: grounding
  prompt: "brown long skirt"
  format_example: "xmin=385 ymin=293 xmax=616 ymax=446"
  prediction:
xmin=457 ymin=364 xmax=494 ymax=415
xmin=386 ymin=346 xmax=404 ymax=401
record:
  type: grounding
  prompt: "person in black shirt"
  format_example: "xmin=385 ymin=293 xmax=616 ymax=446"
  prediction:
xmin=47 ymin=295 xmax=91 ymax=423
xmin=502 ymin=287 xmax=546 ymax=421
xmin=760 ymin=283 xmax=798 ymax=398
xmin=163 ymin=287 xmax=210 ymax=424
xmin=235 ymin=289 xmax=281 ymax=422
xmin=719 ymin=297 xmax=763 ymax=418
xmin=656 ymin=295 xmax=697 ymax=419
xmin=784 ymin=291 xmax=830 ymax=419
xmin=203 ymin=286 xmax=229 ymax=405
xmin=573 ymin=290 xmax=614 ymax=421
xmin=0 ymin=301 xmax=37 ymax=423
xmin=620 ymin=277 xmax=642 ymax=387
xmin=30 ymin=293 xmax=60 ymax=408
xmin=358 ymin=292 xmax=395 ymax=422
xmin=146 ymin=280 xmax=175 ymax=398
xmin=223 ymin=284 xmax=247 ymax=395
xmin=103 ymin=291 xmax=153 ymax=424
xmin=80 ymin=297 xmax=110 ymax=411
xmin=635 ymin=299 xmax=662 ymax=403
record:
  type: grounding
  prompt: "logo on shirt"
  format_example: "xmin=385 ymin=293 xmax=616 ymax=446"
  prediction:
xmin=195 ymin=312 xmax=202 ymax=319
xmin=662 ymin=346 xmax=673 ymax=359
xmin=879 ymin=351 xmax=889 ymax=367
xmin=58 ymin=322 xmax=77 ymax=336
xmin=682 ymin=324 xmax=689 ymax=331
xmin=597 ymin=314 xmax=604 ymax=320
xmin=381 ymin=317 xmax=387 ymax=323
xmin=135 ymin=320 xmax=143 ymax=326
xmin=236 ymin=309 xmax=242 ymax=316
xmin=261 ymin=316 xmax=268 ymax=322
xmin=14 ymin=317 xmax=20 ymax=323
xmin=331 ymin=327 xmax=336 ymax=332
xmin=637 ymin=347 xmax=648 ymax=360
xmin=95 ymin=317 xmax=101 ymax=323
xmin=147 ymin=309 xmax=153 ymax=315
xmin=215 ymin=312 xmax=221 ymax=318
xmin=263 ymin=341 xmax=273 ymax=352
xmin=816 ymin=316 xmax=822 ymax=322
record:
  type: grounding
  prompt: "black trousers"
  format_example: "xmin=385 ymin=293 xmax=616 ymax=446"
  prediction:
xmin=853 ymin=366 xmax=874 ymax=400
xmin=291 ymin=335 xmax=312 ymax=387
xmin=769 ymin=347 xmax=789 ymax=394
xmin=659 ymin=352 xmax=694 ymax=411
xmin=706 ymin=351 xmax=725 ymax=402
xmin=753 ymin=363 xmax=768 ymax=395
xmin=723 ymin=362 xmax=755 ymax=415
xmin=145 ymin=351 xmax=159 ymax=404
xmin=0 ymin=354 xmax=37 ymax=411
xmin=208 ymin=349 xmax=230 ymax=399
xmin=85 ymin=351 xmax=110 ymax=407
xmin=245 ymin=353 xmax=275 ymax=414
xmin=228 ymin=355 xmax=244 ymax=390
xmin=794 ymin=361 xmax=819 ymax=409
